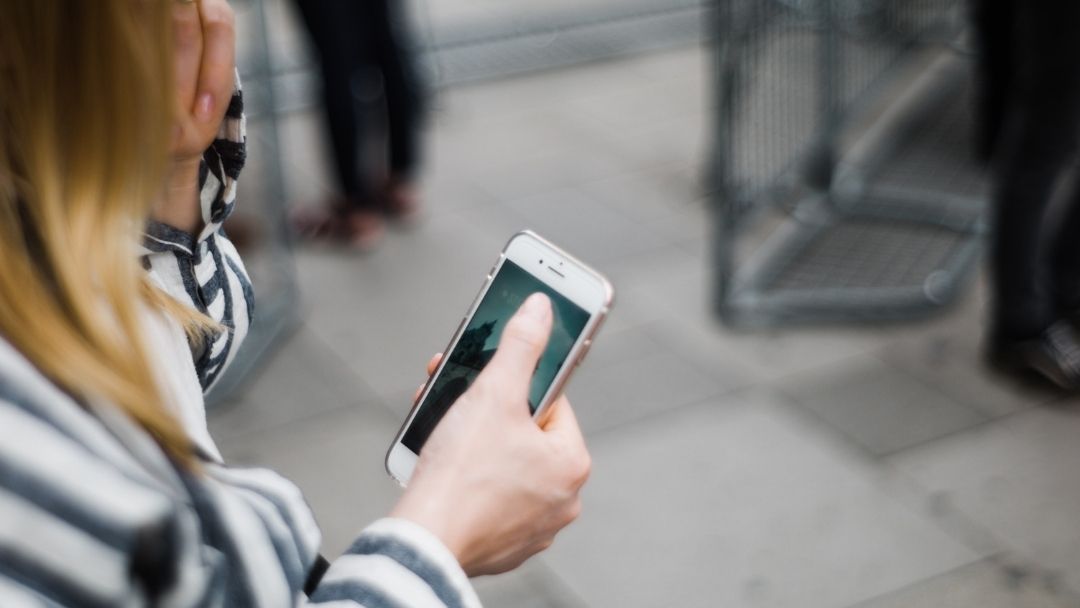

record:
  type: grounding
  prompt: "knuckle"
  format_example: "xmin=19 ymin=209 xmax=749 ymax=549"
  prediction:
xmin=567 ymin=499 xmax=583 ymax=524
xmin=503 ymin=329 xmax=541 ymax=353
xmin=559 ymin=445 xmax=591 ymax=487
xmin=574 ymin=451 xmax=592 ymax=485
xmin=202 ymin=3 xmax=236 ymax=29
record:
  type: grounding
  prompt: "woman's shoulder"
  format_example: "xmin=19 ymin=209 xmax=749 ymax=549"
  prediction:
xmin=0 ymin=336 xmax=96 ymax=440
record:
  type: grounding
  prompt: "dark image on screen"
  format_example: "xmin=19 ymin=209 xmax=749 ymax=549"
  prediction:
xmin=402 ymin=260 xmax=591 ymax=453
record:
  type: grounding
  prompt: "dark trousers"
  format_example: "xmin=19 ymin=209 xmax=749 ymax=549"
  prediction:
xmin=294 ymin=0 xmax=425 ymax=207
xmin=975 ymin=0 xmax=1080 ymax=341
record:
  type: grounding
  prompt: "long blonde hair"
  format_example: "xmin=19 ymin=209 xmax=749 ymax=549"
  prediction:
xmin=0 ymin=1 xmax=211 ymax=466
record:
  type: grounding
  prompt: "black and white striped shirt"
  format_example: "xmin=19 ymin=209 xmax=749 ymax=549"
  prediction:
xmin=0 ymin=82 xmax=480 ymax=607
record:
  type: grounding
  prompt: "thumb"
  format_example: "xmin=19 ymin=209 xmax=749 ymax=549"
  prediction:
xmin=478 ymin=292 xmax=553 ymax=401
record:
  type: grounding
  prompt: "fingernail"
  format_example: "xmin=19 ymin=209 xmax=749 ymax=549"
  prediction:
xmin=519 ymin=293 xmax=550 ymax=321
xmin=196 ymin=93 xmax=213 ymax=120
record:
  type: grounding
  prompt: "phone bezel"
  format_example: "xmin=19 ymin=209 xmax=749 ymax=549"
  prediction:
xmin=385 ymin=230 xmax=614 ymax=486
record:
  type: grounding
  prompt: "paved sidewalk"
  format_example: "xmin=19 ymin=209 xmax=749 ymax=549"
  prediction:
xmin=211 ymin=31 xmax=1080 ymax=608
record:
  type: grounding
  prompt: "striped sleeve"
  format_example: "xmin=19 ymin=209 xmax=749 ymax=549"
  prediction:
xmin=208 ymin=465 xmax=481 ymax=608
xmin=0 ymin=357 xmax=482 ymax=607
xmin=306 ymin=519 xmax=481 ymax=608
xmin=142 ymin=72 xmax=253 ymax=393
xmin=0 ymin=400 xmax=191 ymax=607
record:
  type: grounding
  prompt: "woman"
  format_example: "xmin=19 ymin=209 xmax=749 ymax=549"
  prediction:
xmin=0 ymin=1 xmax=590 ymax=606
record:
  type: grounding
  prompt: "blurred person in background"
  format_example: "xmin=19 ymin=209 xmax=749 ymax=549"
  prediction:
xmin=0 ymin=1 xmax=588 ymax=605
xmin=974 ymin=0 xmax=1080 ymax=389
xmin=290 ymin=0 xmax=427 ymax=251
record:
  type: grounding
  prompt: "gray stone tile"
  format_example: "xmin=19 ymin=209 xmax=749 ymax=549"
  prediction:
xmin=501 ymin=188 xmax=671 ymax=269
xmin=604 ymin=248 xmax=712 ymax=325
xmin=882 ymin=324 xmax=1063 ymax=419
xmin=567 ymin=80 xmax=704 ymax=137
xmin=474 ymin=146 xmax=633 ymax=205
xmin=614 ymin=260 xmax=901 ymax=383
xmin=579 ymin=109 xmax=708 ymax=172
xmin=624 ymin=45 xmax=708 ymax=86
xmin=294 ymin=209 xmax=510 ymax=403
xmin=543 ymin=391 xmax=980 ymax=608
xmin=576 ymin=323 xmax=665 ymax=372
xmin=598 ymin=240 xmax=703 ymax=297
xmin=429 ymin=107 xmax=587 ymax=181
xmin=852 ymin=559 xmax=1079 ymax=608
xmin=577 ymin=163 xmax=707 ymax=235
xmin=218 ymin=405 xmax=405 ymax=558
xmin=568 ymin=349 xmax=735 ymax=435
xmin=890 ymin=406 xmax=1080 ymax=596
xmin=472 ymin=560 xmax=588 ymax=608
xmin=777 ymin=356 xmax=988 ymax=456
xmin=208 ymin=325 xmax=379 ymax=442
xmin=440 ymin=58 xmax=649 ymax=121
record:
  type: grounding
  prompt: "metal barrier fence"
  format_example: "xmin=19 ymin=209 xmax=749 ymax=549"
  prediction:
xmin=710 ymin=0 xmax=987 ymax=326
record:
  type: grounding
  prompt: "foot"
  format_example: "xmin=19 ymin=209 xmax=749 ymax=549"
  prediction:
xmin=382 ymin=176 xmax=422 ymax=225
xmin=343 ymin=209 xmax=385 ymax=252
xmin=989 ymin=320 xmax=1080 ymax=391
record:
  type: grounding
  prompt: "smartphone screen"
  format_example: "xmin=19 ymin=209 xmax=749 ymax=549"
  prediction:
xmin=402 ymin=260 xmax=592 ymax=453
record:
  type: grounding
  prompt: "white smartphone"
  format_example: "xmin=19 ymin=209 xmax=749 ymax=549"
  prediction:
xmin=385 ymin=230 xmax=614 ymax=486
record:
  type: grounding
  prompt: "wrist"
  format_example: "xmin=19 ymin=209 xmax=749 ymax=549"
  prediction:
xmin=152 ymin=158 xmax=203 ymax=236
xmin=390 ymin=487 xmax=468 ymax=569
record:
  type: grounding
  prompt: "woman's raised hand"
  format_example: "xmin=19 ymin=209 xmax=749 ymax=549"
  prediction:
xmin=171 ymin=0 xmax=235 ymax=161
xmin=157 ymin=0 xmax=236 ymax=234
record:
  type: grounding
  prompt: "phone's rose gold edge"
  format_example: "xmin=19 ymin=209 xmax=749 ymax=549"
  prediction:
xmin=384 ymin=252 xmax=507 ymax=485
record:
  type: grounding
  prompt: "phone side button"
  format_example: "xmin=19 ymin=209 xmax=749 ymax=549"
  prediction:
xmin=576 ymin=339 xmax=593 ymax=366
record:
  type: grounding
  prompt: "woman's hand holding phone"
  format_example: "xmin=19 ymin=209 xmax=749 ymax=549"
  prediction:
xmin=390 ymin=293 xmax=592 ymax=576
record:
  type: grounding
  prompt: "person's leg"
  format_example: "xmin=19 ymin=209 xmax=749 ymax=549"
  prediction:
xmin=1051 ymin=172 xmax=1080 ymax=313
xmin=989 ymin=1 xmax=1080 ymax=387
xmin=292 ymin=0 xmax=365 ymax=201
xmin=970 ymin=0 xmax=1014 ymax=162
xmin=371 ymin=0 xmax=427 ymax=218
xmin=992 ymin=0 xmax=1080 ymax=341
xmin=293 ymin=1 xmax=385 ymax=249
xmin=992 ymin=121 xmax=1076 ymax=341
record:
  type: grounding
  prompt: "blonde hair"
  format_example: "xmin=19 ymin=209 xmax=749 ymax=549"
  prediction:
xmin=0 ymin=1 xmax=212 ymax=466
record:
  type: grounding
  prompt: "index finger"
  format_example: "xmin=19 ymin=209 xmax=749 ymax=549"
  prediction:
xmin=539 ymin=395 xmax=591 ymax=486
xmin=193 ymin=0 xmax=236 ymax=124
xmin=539 ymin=395 xmax=586 ymax=446
xmin=172 ymin=0 xmax=203 ymax=112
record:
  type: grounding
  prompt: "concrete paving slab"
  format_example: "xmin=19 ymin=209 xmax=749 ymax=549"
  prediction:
xmin=215 ymin=405 xmax=405 ymax=558
xmin=778 ymin=356 xmax=988 ymax=457
xmin=543 ymin=391 xmax=981 ymax=608
xmin=889 ymin=406 xmax=1080 ymax=596
xmin=208 ymin=325 xmax=379 ymax=442
xmin=852 ymin=559 xmax=1079 ymax=608
xmin=569 ymin=349 xmax=734 ymax=435
xmin=882 ymin=324 xmax=1064 ymax=420
xmin=502 ymin=188 xmax=672 ymax=268
xmin=472 ymin=560 xmax=588 ymax=608
xmin=577 ymin=163 xmax=705 ymax=225
xmin=294 ymin=209 xmax=509 ymax=403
